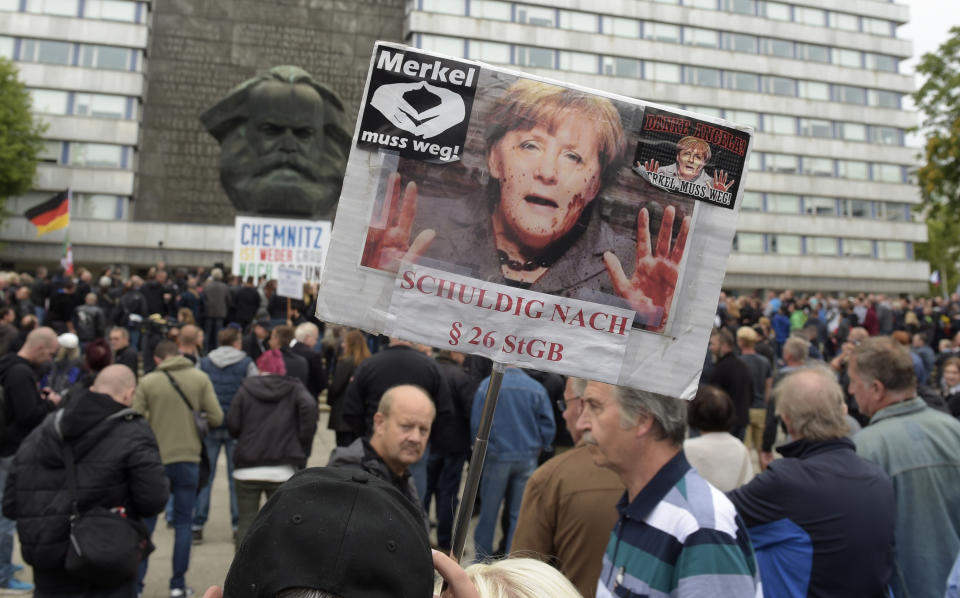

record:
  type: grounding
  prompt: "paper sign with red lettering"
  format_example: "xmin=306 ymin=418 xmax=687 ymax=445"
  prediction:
xmin=315 ymin=41 xmax=753 ymax=399
xmin=233 ymin=216 xmax=331 ymax=283
xmin=385 ymin=263 xmax=634 ymax=382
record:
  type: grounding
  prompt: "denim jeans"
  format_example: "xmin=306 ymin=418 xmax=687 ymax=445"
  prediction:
xmin=425 ymin=451 xmax=468 ymax=551
xmin=193 ymin=428 xmax=238 ymax=530
xmin=0 ymin=456 xmax=15 ymax=586
xmin=139 ymin=462 xmax=198 ymax=592
xmin=473 ymin=456 xmax=537 ymax=560
xmin=204 ymin=319 xmax=224 ymax=352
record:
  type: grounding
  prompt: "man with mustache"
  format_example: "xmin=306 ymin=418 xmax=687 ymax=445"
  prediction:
xmin=328 ymin=385 xmax=435 ymax=529
xmin=201 ymin=65 xmax=350 ymax=219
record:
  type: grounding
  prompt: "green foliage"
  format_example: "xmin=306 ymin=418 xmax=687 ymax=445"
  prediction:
xmin=915 ymin=203 xmax=960 ymax=295
xmin=913 ymin=26 xmax=960 ymax=209
xmin=0 ymin=57 xmax=45 ymax=218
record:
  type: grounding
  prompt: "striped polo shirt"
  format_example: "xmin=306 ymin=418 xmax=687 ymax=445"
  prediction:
xmin=597 ymin=451 xmax=761 ymax=598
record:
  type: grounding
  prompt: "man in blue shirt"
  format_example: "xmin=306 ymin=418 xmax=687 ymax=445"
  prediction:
xmin=471 ymin=367 xmax=554 ymax=559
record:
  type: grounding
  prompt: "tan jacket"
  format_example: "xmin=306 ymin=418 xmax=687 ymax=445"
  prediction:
xmin=511 ymin=444 xmax=624 ymax=598
xmin=132 ymin=356 xmax=223 ymax=465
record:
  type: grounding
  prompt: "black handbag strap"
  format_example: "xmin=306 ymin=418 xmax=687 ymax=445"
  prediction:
xmin=162 ymin=371 xmax=196 ymax=416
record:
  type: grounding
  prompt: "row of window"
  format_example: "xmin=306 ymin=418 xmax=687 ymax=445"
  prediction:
xmin=39 ymin=140 xmax=132 ymax=169
xmin=701 ymin=110 xmax=902 ymax=145
xmin=30 ymin=88 xmax=135 ymax=120
xmin=0 ymin=36 xmax=141 ymax=71
xmin=417 ymin=0 xmax=899 ymax=38
xmin=418 ymin=35 xmax=903 ymax=109
xmin=14 ymin=191 xmax=127 ymax=220
xmin=0 ymin=0 xmax=145 ymax=24
xmin=416 ymin=1 xmax=901 ymax=72
xmin=739 ymin=193 xmax=910 ymax=221
xmin=733 ymin=234 xmax=911 ymax=260
xmin=747 ymin=152 xmax=907 ymax=183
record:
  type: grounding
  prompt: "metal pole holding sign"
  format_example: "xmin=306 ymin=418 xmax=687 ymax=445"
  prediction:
xmin=448 ymin=361 xmax=507 ymax=563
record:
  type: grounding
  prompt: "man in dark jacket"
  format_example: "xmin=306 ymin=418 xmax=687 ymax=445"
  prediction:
xmin=708 ymin=327 xmax=753 ymax=440
xmin=2 ymin=365 xmax=168 ymax=597
xmin=0 ymin=327 xmax=62 ymax=592
xmin=46 ymin=281 xmax=78 ymax=334
xmin=193 ymin=328 xmax=258 ymax=543
xmin=728 ymin=367 xmax=895 ymax=597
xmin=269 ymin=325 xmax=309 ymax=389
xmin=328 ymin=385 xmax=434 ymax=531
xmin=201 ymin=268 xmax=230 ymax=352
xmin=232 ymin=278 xmax=261 ymax=328
xmin=109 ymin=326 xmax=139 ymax=380
xmin=290 ymin=322 xmax=326 ymax=399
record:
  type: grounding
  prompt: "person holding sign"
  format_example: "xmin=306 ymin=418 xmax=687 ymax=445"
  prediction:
xmin=361 ymin=79 xmax=690 ymax=331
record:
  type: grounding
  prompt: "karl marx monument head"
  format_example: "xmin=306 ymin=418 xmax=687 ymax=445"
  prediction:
xmin=201 ymin=66 xmax=350 ymax=220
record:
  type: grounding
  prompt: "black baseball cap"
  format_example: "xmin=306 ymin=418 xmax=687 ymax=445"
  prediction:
xmin=224 ymin=467 xmax=433 ymax=598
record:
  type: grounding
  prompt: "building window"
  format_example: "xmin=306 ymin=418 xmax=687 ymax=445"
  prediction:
xmin=761 ymin=1 xmax=790 ymax=21
xmin=797 ymin=43 xmax=829 ymax=63
xmin=799 ymin=118 xmax=831 ymax=138
xmin=843 ymin=199 xmax=871 ymax=218
xmin=733 ymin=232 xmax=763 ymax=253
xmin=839 ymin=122 xmax=867 ymax=141
xmin=722 ymin=0 xmax=755 ymax=15
xmin=748 ymin=151 xmax=762 ymax=171
xmin=74 ymin=92 xmax=127 ymax=118
xmin=25 ymin=0 xmax=78 ymax=16
xmin=722 ymin=32 xmax=757 ymax=53
xmin=418 ymin=35 xmax=464 ymax=57
xmin=832 ymin=48 xmax=861 ymax=69
xmin=862 ymin=17 xmax=892 ymax=36
xmin=803 ymin=157 xmax=834 ymax=177
xmin=602 ymin=56 xmax=640 ymax=78
xmin=69 ymin=143 xmax=125 ymax=168
xmin=829 ymin=12 xmax=859 ymax=31
xmin=685 ymin=66 xmax=721 ymax=87
xmin=20 ymin=39 xmax=73 ymax=65
xmin=29 ymin=88 xmax=70 ymax=114
xmin=837 ymin=160 xmax=869 ymax=180
xmin=516 ymin=45 xmax=554 ymax=69
xmin=421 ymin=0 xmax=464 ymax=15
xmin=765 ymin=114 xmax=795 ymax=135
xmin=559 ymin=51 xmax=596 ymax=73
xmin=798 ymin=81 xmax=829 ymax=101
xmin=875 ymin=163 xmax=903 ymax=183
xmin=878 ymin=241 xmax=906 ymax=260
xmin=770 ymin=234 xmax=802 ymax=255
xmin=685 ymin=0 xmax=718 ymax=9
xmin=843 ymin=239 xmax=873 ymax=257
xmin=468 ymin=41 xmax=509 ymax=64
xmin=767 ymin=154 xmax=798 ymax=174
xmin=38 ymin=140 xmax=63 ymax=163
xmin=805 ymin=197 xmax=836 ymax=217
xmin=644 ymin=22 xmax=681 ymax=43
xmin=869 ymin=90 xmax=900 ymax=109
xmin=866 ymin=53 xmax=898 ymax=73
xmin=516 ymin=5 xmax=555 ymax=27
xmin=759 ymin=37 xmax=793 ymax=58
xmin=794 ymin=6 xmax=825 ymax=26
xmin=880 ymin=202 xmax=908 ymax=221
xmin=741 ymin=191 xmax=762 ymax=212
xmin=685 ymin=27 xmax=720 ymax=48
xmin=79 ymin=44 xmax=132 ymax=71
xmin=763 ymin=76 xmax=794 ymax=96
xmin=602 ymin=16 xmax=638 ymax=37
xmin=871 ymin=126 xmax=901 ymax=146
xmin=470 ymin=0 xmax=511 ymax=20
xmin=767 ymin=193 xmax=800 ymax=213
xmin=727 ymin=109 xmax=759 ymax=129
xmin=84 ymin=0 xmax=138 ymax=21
xmin=74 ymin=193 xmax=121 ymax=219
xmin=725 ymin=71 xmax=758 ymax=91
xmin=0 ymin=0 xmax=18 ymax=9
xmin=559 ymin=10 xmax=597 ymax=32
xmin=834 ymin=85 xmax=867 ymax=105
xmin=808 ymin=237 xmax=838 ymax=255
xmin=646 ymin=61 xmax=681 ymax=83
xmin=0 ymin=36 xmax=13 ymax=59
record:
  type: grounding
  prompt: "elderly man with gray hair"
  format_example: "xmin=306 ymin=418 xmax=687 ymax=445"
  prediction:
xmin=850 ymin=337 xmax=960 ymax=598
xmin=728 ymin=367 xmax=894 ymax=597
xmin=575 ymin=381 xmax=760 ymax=598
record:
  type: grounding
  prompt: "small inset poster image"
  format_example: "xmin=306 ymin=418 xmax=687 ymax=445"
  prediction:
xmin=632 ymin=107 xmax=750 ymax=210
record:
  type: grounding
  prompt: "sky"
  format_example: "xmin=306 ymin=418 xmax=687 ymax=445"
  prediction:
xmin=898 ymin=0 xmax=959 ymax=143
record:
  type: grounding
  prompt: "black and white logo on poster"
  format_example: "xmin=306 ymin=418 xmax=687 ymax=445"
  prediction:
xmin=358 ymin=44 xmax=479 ymax=163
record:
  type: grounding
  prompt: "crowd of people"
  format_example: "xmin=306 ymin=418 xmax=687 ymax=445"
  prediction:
xmin=1 ymin=264 xmax=960 ymax=598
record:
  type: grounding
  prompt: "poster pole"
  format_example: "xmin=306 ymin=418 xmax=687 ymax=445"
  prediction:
xmin=286 ymin=297 xmax=291 ymax=324
xmin=448 ymin=360 xmax=507 ymax=564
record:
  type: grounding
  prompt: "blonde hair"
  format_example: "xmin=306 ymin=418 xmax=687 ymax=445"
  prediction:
xmin=676 ymin=135 xmax=712 ymax=162
xmin=736 ymin=326 xmax=759 ymax=347
xmin=465 ymin=558 xmax=583 ymax=598
xmin=485 ymin=79 xmax=626 ymax=187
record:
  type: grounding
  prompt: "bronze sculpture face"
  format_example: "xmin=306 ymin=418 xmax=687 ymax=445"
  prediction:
xmin=202 ymin=66 xmax=350 ymax=219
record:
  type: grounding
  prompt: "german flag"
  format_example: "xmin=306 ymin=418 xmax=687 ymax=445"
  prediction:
xmin=25 ymin=190 xmax=70 ymax=236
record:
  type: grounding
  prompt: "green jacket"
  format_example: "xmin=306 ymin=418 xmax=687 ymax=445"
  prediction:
xmin=132 ymin=356 xmax=223 ymax=465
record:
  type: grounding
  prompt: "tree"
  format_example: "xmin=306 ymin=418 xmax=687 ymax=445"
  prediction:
xmin=914 ymin=203 xmax=960 ymax=296
xmin=913 ymin=25 xmax=960 ymax=211
xmin=0 ymin=57 xmax=45 ymax=219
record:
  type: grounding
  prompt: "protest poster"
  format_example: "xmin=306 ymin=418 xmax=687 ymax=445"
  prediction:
xmin=232 ymin=216 xmax=331 ymax=283
xmin=315 ymin=42 xmax=752 ymax=398
xmin=276 ymin=265 xmax=305 ymax=300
